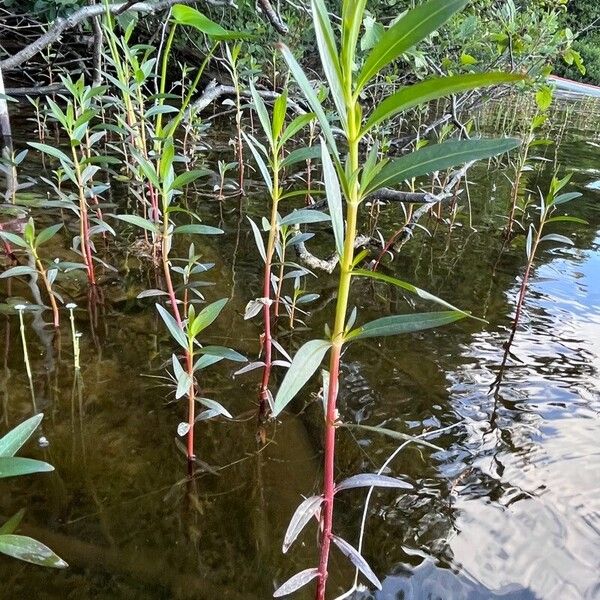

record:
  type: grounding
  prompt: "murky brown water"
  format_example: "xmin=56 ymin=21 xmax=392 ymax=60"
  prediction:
xmin=1 ymin=98 xmax=599 ymax=599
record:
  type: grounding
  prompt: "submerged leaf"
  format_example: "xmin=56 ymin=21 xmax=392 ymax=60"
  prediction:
xmin=0 ymin=535 xmax=67 ymax=568
xmin=283 ymin=495 xmax=323 ymax=553
xmin=0 ymin=457 xmax=54 ymax=479
xmin=0 ymin=414 xmax=43 ymax=457
xmin=273 ymin=567 xmax=319 ymax=597
xmin=332 ymin=535 xmax=382 ymax=590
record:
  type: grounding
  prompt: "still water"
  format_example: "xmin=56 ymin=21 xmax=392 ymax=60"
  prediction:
xmin=0 ymin=99 xmax=599 ymax=599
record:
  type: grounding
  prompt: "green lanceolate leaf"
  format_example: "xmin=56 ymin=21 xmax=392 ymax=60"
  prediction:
xmin=280 ymin=113 xmax=315 ymax=148
xmin=190 ymin=298 xmax=228 ymax=338
xmin=356 ymin=0 xmax=469 ymax=93
xmin=365 ymin=138 xmax=521 ymax=195
xmin=250 ymin=82 xmax=274 ymax=147
xmin=553 ymin=192 xmax=582 ymax=206
xmin=352 ymin=269 xmax=479 ymax=320
xmin=279 ymin=209 xmax=330 ymax=226
xmin=272 ymin=89 xmax=288 ymax=142
xmin=281 ymin=145 xmax=321 ymax=169
xmin=0 ymin=535 xmax=67 ymax=568
xmin=363 ymin=72 xmax=524 ymax=134
xmin=112 ymin=214 xmax=158 ymax=234
xmin=346 ymin=310 xmax=466 ymax=341
xmin=272 ymin=339 xmax=332 ymax=417
xmin=311 ymin=0 xmax=346 ymax=125
xmin=198 ymin=346 xmax=247 ymax=362
xmin=28 ymin=142 xmax=73 ymax=166
xmin=278 ymin=43 xmax=338 ymax=155
xmin=0 ymin=414 xmax=43 ymax=457
xmin=0 ymin=457 xmax=54 ymax=479
xmin=539 ymin=234 xmax=574 ymax=246
xmin=242 ymin=131 xmax=273 ymax=193
xmin=171 ymin=5 xmax=241 ymax=40
xmin=0 ymin=510 xmax=26 ymax=535
xmin=173 ymin=224 xmax=224 ymax=235
xmin=321 ymin=139 xmax=345 ymax=257
xmin=35 ymin=223 xmax=63 ymax=247
xmin=545 ymin=216 xmax=588 ymax=225
xmin=155 ymin=304 xmax=187 ymax=349
xmin=341 ymin=0 xmax=367 ymax=80
xmin=171 ymin=168 xmax=212 ymax=190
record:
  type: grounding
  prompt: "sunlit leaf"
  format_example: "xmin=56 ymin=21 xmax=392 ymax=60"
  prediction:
xmin=363 ymin=72 xmax=524 ymax=133
xmin=365 ymin=138 xmax=521 ymax=195
xmin=155 ymin=303 xmax=187 ymax=349
xmin=356 ymin=0 xmax=468 ymax=92
xmin=190 ymin=298 xmax=228 ymax=337
xmin=272 ymin=339 xmax=331 ymax=417
xmin=280 ymin=209 xmax=330 ymax=226
xmin=198 ymin=346 xmax=247 ymax=362
xmin=539 ymin=233 xmax=574 ymax=246
xmin=335 ymin=473 xmax=413 ymax=492
xmin=283 ymin=495 xmax=323 ymax=553
xmin=321 ymin=139 xmax=344 ymax=256
xmin=273 ymin=568 xmax=319 ymax=597
xmin=332 ymin=535 xmax=382 ymax=590
xmin=173 ymin=224 xmax=223 ymax=235
xmin=346 ymin=311 xmax=466 ymax=341
xmin=112 ymin=214 xmax=158 ymax=234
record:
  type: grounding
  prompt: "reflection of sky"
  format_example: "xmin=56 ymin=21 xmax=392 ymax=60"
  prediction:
xmin=379 ymin=235 xmax=600 ymax=598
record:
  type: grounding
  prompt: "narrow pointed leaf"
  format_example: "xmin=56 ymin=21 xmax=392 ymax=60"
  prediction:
xmin=346 ymin=310 xmax=466 ymax=341
xmin=283 ymin=495 xmax=323 ymax=553
xmin=171 ymin=5 xmax=243 ymax=40
xmin=242 ymin=132 xmax=272 ymax=193
xmin=539 ymin=234 xmax=574 ymax=246
xmin=0 ymin=535 xmax=67 ymax=568
xmin=321 ymin=139 xmax=344 ymax=256
xmin=273 ymin=568 xmax=320 ymax=597
xmin=273 ymin=339 xmax=331 ymax=417
xmin=173 ymin=224 xmax=223 ymax=235
xmin=341 ymin=422 xmax=444 ymax=451
xmin=311 ymin=0 xmax=346 ymax=123
xmin=341 ymin=0 xmax=367 ymax=80
xmin=0 ymin=510 xmax=26 ymax=535
xmin=191 ymin=298 xmax=228 ymax=337
xmin=0 ymin=457 xmax=54 ymax=479
xmin=332 ymin=535 xmax=382 ymax=590
xmin=250 ymin=82 xmax=274 ymax=147
xmin=198 ymin=346 xmax=247 ymax=362
xmin=281 ymin=145 xmax=321 ymax=169
xmin=0 ymin=266 xmax=36 ymax=279
xmin=35 ymin=223 xmax=63 ymax=247
xmin=553 ymin=192 xmax=582 ymax=206
xmin=247 ymin=217 xmax=267 ymax=262
xmin=112 ymin=214 xmax=158 ymax=233
xmin=156 ymin=304 xmax=187 ymax=349
xmin=280 ymin=113 xmax=315 ymax=147
xmin=365 ymin=138 xmax=521 ymax=195
xmin=278 ymin=43 xmax=338 ymax=155
xmin=0 ymin=414 xmax=43 ymax=457
xmin=28 ymin=142 xmax=72 ymax=166
xmin=356 ymin=0 xmax=468 ymax=92
xmin=280 ymin=209 xmax=330 ymax=226
xmin=335 ymin=473 xmax=413 ymax=492
xmin=363 ymin=72 xmax=524 ymax=133
xmin=198 ymin=398 xmax=232 ymax=419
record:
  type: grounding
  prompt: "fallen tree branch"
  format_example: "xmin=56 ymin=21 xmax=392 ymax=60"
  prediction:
xmin=256 ymin=0 xmax=289 ymax=34
xmin=4 ymin=83 xmax=66 ymax=96
xmin=0 ymin=0 xmax=230 ymax=72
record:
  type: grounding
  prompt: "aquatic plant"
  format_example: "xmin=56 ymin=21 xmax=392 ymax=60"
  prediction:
xmin=0 ymin=218 xmax=62 ymax=327
xmin=243 ymin=85 xmax=323 ymax=418
xmin=270 ymin=0 xmax=523 ymax=596
xmin=0 ymin=413 xmax=67 ymax=568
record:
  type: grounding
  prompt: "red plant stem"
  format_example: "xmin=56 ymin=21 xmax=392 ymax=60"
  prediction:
xmin=315 ymin=342 xmax=341 ymax=600
xmin=161 ymin=230 xmax=195 ymax=462
xmin=258 ymin=248 xmax=274 ymax=418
